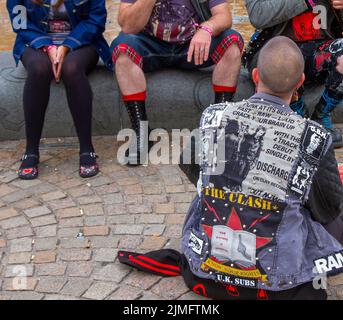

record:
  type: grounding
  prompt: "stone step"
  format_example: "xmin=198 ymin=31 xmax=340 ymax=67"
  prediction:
xmin=0 ymin=51 xmax=342 ymax=141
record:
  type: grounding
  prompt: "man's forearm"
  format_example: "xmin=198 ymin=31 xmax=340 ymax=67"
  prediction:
xmin=202 ymin=12 xmax=232 ymax=37
xmin=118 ymin=0 xmax=156 ymax=34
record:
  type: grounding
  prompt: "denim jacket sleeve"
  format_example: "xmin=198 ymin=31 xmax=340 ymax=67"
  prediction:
xmin=244 ymin=0 xmax=309 ymax=29
xmin=6 ymin=0 xmax=53 ymax=49
xmin=63 ymin=0 xmax=107 ymax=51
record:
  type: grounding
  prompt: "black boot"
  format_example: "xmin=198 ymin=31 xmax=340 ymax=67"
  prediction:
xmin=124 ymin=100 xmax=152 ymax=166
xmin=311 ymin=89 xmax=343 ymax=149
xmin=214 ymin=91 xmax=235 ymax=104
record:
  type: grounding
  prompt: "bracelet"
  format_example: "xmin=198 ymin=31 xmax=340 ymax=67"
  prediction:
xmin=193 ymin=23 xmax=214 ymax=36
xmin=306 ymin=0 xmax=316 ymax=9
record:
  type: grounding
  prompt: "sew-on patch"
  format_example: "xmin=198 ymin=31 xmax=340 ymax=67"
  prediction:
xmin=288 ymin=160 xmax=314 ymax=199
xmin=189 ymin=232 xmax=204 ymax=255
xmin=301 ymin=123 xmax=328 ymax=162
xmin=216 ymin=274 xmax=257 ymax=288
xmin=314 ymin=250 xmax=343 ymax=275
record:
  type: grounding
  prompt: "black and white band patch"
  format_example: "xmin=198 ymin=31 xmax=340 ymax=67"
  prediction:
xmin=289 ymin=161 xmax=313 ymax=198
xmin=189 ymin=232 xmax=204 ymax=255
xmin=314 ymin=251 xmax=343 ymax=275
xmin=302 ymin=124 xmax=328 ymax=162
xmin=216 ymin=274 xmax=257 ymax=288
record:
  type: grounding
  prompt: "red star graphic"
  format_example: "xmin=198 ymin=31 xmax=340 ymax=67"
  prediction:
xmin=202 ymin=202 xmax=273 ymax=250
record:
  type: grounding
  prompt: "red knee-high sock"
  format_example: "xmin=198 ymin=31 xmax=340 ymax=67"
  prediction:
xmin=213 ymin=85 xmax=236 ymax=103
xmin=122 ymin=91 xmax=147 ymax=102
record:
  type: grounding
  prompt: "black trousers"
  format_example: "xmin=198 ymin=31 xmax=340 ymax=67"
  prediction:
xmin=21 ymin=46 xmax=99 ymax=154
xmin=118 ymin=249 xmax=327 ymax=300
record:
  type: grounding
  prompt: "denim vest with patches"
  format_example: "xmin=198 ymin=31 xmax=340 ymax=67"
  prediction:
xmin=181 ymin=97 xmax=343 ymax=292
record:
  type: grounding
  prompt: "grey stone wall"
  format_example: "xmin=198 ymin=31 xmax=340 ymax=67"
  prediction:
xmin=0 ymin=51 xmax=342 ymax=141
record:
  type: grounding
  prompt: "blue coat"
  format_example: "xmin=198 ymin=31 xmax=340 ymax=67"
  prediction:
xmin=6 ymin=0 xmax=112 ymax=70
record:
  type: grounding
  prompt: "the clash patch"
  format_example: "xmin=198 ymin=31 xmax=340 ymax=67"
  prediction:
xmin=200 ymin=101 xmax=306 ymax=202
xmin=198 ymin=188 xmax=285 ymax=288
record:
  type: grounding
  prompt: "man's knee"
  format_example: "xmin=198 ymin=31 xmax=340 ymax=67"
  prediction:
xmin=222 ymin=43 xmax=242 ymax=63
xmin=111 ymin=33 xmax=144 ymax=69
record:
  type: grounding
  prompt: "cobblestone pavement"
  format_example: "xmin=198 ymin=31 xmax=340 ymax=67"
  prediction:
xmin=0 ymin=134 xmax=342 ymax=300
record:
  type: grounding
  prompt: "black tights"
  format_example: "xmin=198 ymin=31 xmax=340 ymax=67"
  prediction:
xmin=21 ymin=46 xmax=99 ymax=155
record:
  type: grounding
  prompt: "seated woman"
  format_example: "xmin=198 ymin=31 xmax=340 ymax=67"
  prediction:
xmin=6 ymin=0 xmax=112 ymax=179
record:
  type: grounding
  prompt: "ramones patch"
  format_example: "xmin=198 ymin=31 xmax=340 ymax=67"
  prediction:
xmin=189 ymin=232 xmax=204 ymax=255
xmin=314 ymin=250 xmax=343 ymax=275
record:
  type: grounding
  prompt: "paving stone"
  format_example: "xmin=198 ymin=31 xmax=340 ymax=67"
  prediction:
xmin=85 ymin=216 xmax=106 ymax=226
xmin=107 ymin=215 xmax=135 ymax=225
xmin=6 ymin=226 xmax=34 ymax=240
xmin=0 ymin=208 xmax=19 ymax=221
xmin=144 ymin=195 xmax=168 ymax=204
xmin=87 ymin=176 xmax=112 ymax=188
xmin=107 ymin=285 xmax=142 ymax=300
xmin=83 ymin=282 xmax=118 ymax=300
xmin=33 ymin=251 xmax=56 ymax=264
xmin=0 ymin=171 xmax=18 ymax=184
xmin=3 ymin=277 xmax=38 ymax=291
xmin=36 ymin=277 xmax=67 ymax=294
xmin=166 ymin=214 xmax=186 ymax=225
xmin=59 ymin=238 xmax=90 ymax=249
xmin=77 ymin=195 xmax=102 ymax=205
xmin=139 ymin=292 xmax=164 ymax=300
xmin=124 ymin=271 xmax=161 ymax=290
xmin=88 ymin=236 xmax=119 ymax=249
xmin=112 ymin=225 xmax=144 ymax=235
xmin=60 ymin=278 xmax=93 ymax=296
xmin=34 ymin=238 xmax=57 ymax=251
xmin=122 ymin=184 xmax=143 ymax=195
xmin=24 ymin=206 xmax=51 ymax=218
xmin=59 ymin=249 xmax=92 ymax=261
xmin=175 ymin=203 xmax=190 ymax=214
xmin=58 ymin=227 xmax=81 ymax=238
xmin=168 ymin=193 xmax=195 ymax=203
xmin=7 ymin=292 xmax=44 ymax=300
xmin=40 ymin=191 xmax=67 ymax=202
xmin=5 ymin=264 xmax=34 ymax=277
xmin=0 ymin=184 xmax=17 ymax=197
xmin=30 ymin=215 xmax=57 ymax=228
xmin=2 ymin=189 xmax=34 ymax=203
xmin=7 ymin=252 xmax=32 ymax=265
xmin=328 ymin=274 xmax=343 ymax=287
xmin=10 ymin=179 xmax=42 ymax=189
xmin=35 ymin=225 xmax=57 ymax=238
xmin=137 ymin=214 xmax=165 ymax=224
xmin=48 ymin=198 xmax=76 ymax=210
xmin=9 ymin=238 xmax=33 ymax=253
xmin=105 ymin=204 xmax=127 ymax=215
xmin=93 ymin=263 xmax=130 ymax=283
xmin=102 ymin=193 xmax=123 ymax=205
xmin=94 ymin=248 xmax=117 ymax=262
xmin=67 ymin=261 xmax=94 ymax=277
xmin=139 ymin=236 xmax=168 ymax=250
xmin=81 ymin=204 xmax=104 ymax=216
xmin=165 ymin=185 xmax=186 ymax=193
xmin=83 ymin=226 xmax=109 ymax=236
xmin=118 ymin=236 xmax=143 ymax=250
xmin=117 ymin=177 xmax=139 ymax=186
xmin=68 ymin=185 xmax=93 ymax=198
xmin=36 ymin=263 xmax=67 ymax=276
xmin=56 ymin=178 xmax=83 ymax=190
xmin=143 ymin=225 xmax=166 ymax=236
xmin=151 ymin=277 xmax=189 ymax=300
xmin=127 ymin=204 xmax=152 ymax=214
xmin=0 ymin=238 xmax=6 ymax=248
xmin=55 ymin=207 xmax=82 ymax=219
xmin=0 ymin=216 xmax=28 ymax=230
xmin=59 ymin=217 xmax=84 ymax=228
xmin=155 ymin=203 xmax=175 ymax=214
xmin=94 ymin=183 xmax=119 ymax=195
xmin=43 ymin=294 xmax=81 ymax=300
xmin=164 ymin=225 xmax=182 ymax=238
xmin=178 ymin=292 xmax=209 ymax=300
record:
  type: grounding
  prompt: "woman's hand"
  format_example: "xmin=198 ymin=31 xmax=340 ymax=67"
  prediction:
xmin=55 ymin=45 xmax=70 ymax=82
xmin=45 ymin=45 xmax=58 ymax=80
xmin=332 ymin=0 xmax=343 ymax=10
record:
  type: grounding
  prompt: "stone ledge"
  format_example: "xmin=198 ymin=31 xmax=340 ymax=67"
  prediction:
xmin=0 ymin=51 xmax=342 ymax=141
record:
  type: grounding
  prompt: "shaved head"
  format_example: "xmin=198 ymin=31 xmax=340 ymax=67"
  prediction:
xmin=257 ymin=36 xmax=305 ymax=95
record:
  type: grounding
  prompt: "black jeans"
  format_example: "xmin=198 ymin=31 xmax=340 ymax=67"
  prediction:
xmin=21 ymin=45 xmax=99 ymax=155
